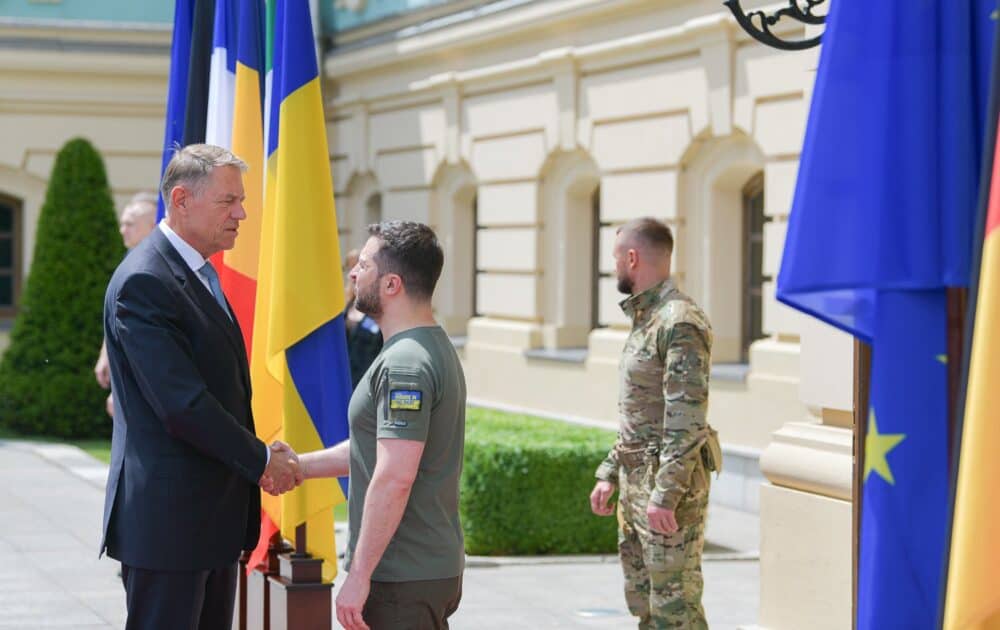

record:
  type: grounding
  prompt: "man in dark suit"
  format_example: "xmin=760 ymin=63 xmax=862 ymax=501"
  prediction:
xmin=100 ymin=144 xmax=300 ymax=630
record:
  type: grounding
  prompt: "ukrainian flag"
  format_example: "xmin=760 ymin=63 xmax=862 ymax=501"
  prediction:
xmin=252 ymin=0 xmax=351 ymax=580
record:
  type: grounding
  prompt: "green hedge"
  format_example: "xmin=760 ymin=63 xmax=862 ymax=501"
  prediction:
xmin=461 ymin=407 xmax=618 ymax=555
xmin=0 ymin=138 xmax=124 ymax=438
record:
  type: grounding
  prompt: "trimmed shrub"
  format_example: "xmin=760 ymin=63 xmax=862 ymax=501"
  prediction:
xmin=0 ymin=138 xmax=125 ymax=438
xmin=461 ymin=407 xmax=618 ymax=555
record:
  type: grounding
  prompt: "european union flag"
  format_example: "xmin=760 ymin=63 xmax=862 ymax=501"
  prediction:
xmin=775 ymin=2 xmax=995 ymax=627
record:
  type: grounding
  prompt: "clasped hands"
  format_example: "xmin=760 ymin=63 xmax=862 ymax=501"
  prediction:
xmin=259 ymin=441 xmax=305 ymax=496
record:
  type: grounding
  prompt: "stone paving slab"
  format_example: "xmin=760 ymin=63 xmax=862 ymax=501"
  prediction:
xmin=0 ymin=441 xmax=125 ymax=629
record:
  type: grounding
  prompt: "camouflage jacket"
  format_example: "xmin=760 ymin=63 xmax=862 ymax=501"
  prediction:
xmin=595 ymin=279 xmax=713 ymax=509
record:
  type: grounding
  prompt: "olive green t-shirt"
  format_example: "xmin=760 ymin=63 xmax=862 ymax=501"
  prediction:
xmin=344 ymin=325 xmax=467 ymax=582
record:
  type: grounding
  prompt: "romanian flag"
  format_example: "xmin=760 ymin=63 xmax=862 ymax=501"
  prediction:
xmin=943 ymin=17 xmax=1000 ymax=628
xmin=249 ymin=0 xmax=351 ymax=580
xmin=776 ymin=2 xmax=994 ymax=628
xmin=217 ymin=0 xmax=265 ymax=353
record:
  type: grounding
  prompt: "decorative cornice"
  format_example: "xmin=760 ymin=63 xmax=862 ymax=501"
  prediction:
xmin=327 ymin=2 xmax=800 ymax=109
xmin=0 ymin=48 xmax=168 ymax=76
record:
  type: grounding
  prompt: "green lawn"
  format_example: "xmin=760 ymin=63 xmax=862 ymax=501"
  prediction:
xmin=334 ymin=501 xmax=348 ymax=522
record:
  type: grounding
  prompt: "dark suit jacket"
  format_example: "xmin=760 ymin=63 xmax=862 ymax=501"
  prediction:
xmin=100 ymin=228 xmax=267 ymax=571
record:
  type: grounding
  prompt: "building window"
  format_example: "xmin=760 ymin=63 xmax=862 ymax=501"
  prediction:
xmin=742 ymin=174 xmax=768 ymax=361
xmin=365 ymin=192 xmax=382 ymax=227
xmin=0 ymin=194 xmax=22 ymax=318
xmin=471 ymin=194 xmax=479 ymax=318
xmin=590 ymin=186 xmax=607 ymax=330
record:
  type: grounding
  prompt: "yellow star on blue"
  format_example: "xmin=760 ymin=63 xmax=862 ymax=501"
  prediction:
xmin=865 ymin=410 xmax=906 ymax=485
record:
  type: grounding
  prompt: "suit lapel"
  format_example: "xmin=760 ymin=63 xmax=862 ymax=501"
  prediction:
xmin=150 ymin=231 xmax=249 ymax=368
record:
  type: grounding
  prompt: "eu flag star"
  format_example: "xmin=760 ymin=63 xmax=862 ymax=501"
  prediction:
xmin=865 ymin=410 xmax=906 ymax=485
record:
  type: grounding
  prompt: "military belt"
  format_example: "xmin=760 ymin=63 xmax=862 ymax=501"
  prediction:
xmin=615 ymin=440 xmax=659 ymax=470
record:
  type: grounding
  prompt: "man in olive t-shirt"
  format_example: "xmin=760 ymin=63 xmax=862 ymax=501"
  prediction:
xmin=299 ymin=221 xmax=466 ymax=630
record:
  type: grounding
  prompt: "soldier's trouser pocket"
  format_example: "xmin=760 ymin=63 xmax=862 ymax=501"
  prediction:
xmin=674 ymin=459 xmax=710 ymax=528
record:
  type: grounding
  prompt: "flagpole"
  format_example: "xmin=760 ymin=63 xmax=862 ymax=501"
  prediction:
xmin=851 ymin=340 xmax=871 ymax=630
xmin=945 ymin=288 xmax=968 ymax=456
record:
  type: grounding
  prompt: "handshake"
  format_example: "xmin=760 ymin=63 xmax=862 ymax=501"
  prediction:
xmin=258 ymin=441 xmax=305 ymax=496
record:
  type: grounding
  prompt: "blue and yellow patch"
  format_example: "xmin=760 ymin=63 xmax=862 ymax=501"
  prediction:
xmin=389 ymin=389 xmax=422 ymax=411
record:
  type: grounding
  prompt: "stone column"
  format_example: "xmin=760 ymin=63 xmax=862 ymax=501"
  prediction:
xmin=757 ymin=317 xmax=854 ymax=630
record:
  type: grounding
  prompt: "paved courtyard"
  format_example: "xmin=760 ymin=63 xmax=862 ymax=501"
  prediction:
xmin=0 ymin=440 xmax=759 ymax=629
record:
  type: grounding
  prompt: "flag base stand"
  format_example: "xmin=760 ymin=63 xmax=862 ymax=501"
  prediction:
xmin=247 ymin=533 xmax=293 ymax=630
xmin=267 ymin=524 xmax=333 ymax=630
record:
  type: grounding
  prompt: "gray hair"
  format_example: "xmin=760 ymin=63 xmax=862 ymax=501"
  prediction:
xmin=121 ymin=191 xmax=159 ymax=221
xmin=160 ymin=144 xmax=247 ymax=211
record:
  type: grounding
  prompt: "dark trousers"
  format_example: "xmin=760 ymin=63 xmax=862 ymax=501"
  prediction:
xmin=121 ymin=563 xmax=237 ymax=630
xmin=362 ymin=575 xmax=463 ymax=630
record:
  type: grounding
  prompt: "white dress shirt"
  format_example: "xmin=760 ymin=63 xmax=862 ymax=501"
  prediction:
xmin=158 ymin=221 xmax=213 ymax=294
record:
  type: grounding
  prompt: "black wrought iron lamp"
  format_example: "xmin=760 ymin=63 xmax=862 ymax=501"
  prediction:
xmin=723 ymin=0 xmax=827 ymax=50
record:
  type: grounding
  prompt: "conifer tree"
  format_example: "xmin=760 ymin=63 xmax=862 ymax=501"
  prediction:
xmin=0 ymin=138 xmax=125 ymax=437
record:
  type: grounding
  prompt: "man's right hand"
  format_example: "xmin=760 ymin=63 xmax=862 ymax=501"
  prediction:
xmin=590 ymin=480 xmax=617 ymax=516
xmin=94 ymin=352 xmax=111 ymax=389
xmin=259 ymin=441 xmax=301 ymax=496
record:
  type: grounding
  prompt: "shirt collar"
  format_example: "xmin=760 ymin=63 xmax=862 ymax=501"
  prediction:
xmin=619 ymin=278 xmax=675 ymax=323
xmin=158 ymin=221 xmax=209 ymax=273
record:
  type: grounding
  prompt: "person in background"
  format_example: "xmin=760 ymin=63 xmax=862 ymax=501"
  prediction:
xmin=590 ymin=217 xmax=719 ymax=629
xmin=94 ymin=192 xmax=159 ymax=416
xmin=343 ymin=247 xmax=383 ymax=388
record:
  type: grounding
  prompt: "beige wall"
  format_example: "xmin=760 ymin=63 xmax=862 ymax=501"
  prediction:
xmin=0 ymin=22 xmax=169 ymax=284
xmin=323 ymin=0 xmax=814 ymax=457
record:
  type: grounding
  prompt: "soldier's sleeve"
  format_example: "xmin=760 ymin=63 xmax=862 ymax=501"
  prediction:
xmin=595 ymin=438 xmax=621 ymax=484
xmin=650 ymin=322 xmax=710 ymax=509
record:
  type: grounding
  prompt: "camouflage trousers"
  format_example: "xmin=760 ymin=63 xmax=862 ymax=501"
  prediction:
xmin=617 ymin=461 xmax=709 ymax=630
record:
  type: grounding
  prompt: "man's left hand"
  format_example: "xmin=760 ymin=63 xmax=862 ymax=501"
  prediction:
xmin=335 ymin=572 xmax=371 ymax=630
xmin=647 ymin=504 xmax=678 ymax=535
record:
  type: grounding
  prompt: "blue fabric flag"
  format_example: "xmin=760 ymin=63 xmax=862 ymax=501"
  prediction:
xmin=775 ymin=2 xmax=995 ymax=627
xmin=860 ymin=290 xmax=948 ymax=628
xmin=778 ymin=1 xmax=993 ymax=341
xmin=157 ymin=0 xmax=195 ymax=221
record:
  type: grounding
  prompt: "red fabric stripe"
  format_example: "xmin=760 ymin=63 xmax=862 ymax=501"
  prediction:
xmin=211 ymin=252 xmax=257 ymax=358
xmin=247 ymin=511 xmax=279 ymax=574
xmin=987 ymin=115 xmax=1000 ymax=237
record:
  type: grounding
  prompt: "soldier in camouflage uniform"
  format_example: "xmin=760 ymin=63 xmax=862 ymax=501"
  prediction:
xmin=590 ymin=217 xmax=718 ymax=630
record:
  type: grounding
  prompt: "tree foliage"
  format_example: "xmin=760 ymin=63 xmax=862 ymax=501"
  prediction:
xmin=0 ymin=138 xmax=125 ymax=437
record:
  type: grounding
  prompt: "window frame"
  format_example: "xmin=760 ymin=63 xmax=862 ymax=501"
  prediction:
xmin=741 ymin=173 xmax=768 ymax=361
xmin=0 ymin=193 xmax=22 ymax=319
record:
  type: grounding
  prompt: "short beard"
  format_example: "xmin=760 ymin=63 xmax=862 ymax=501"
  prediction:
xmin=354 ymin=282 xmax=383 ymax=318
xmin=617 ymin=274 xmax=634 ymax=295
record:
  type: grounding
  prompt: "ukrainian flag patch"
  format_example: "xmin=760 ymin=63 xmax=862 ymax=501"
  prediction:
xmin=389 ymin=389 xmax=422 ymax=411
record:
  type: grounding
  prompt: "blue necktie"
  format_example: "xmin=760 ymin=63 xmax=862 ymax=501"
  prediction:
xmin=198 ymin=262 xmax=231 ymax=320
